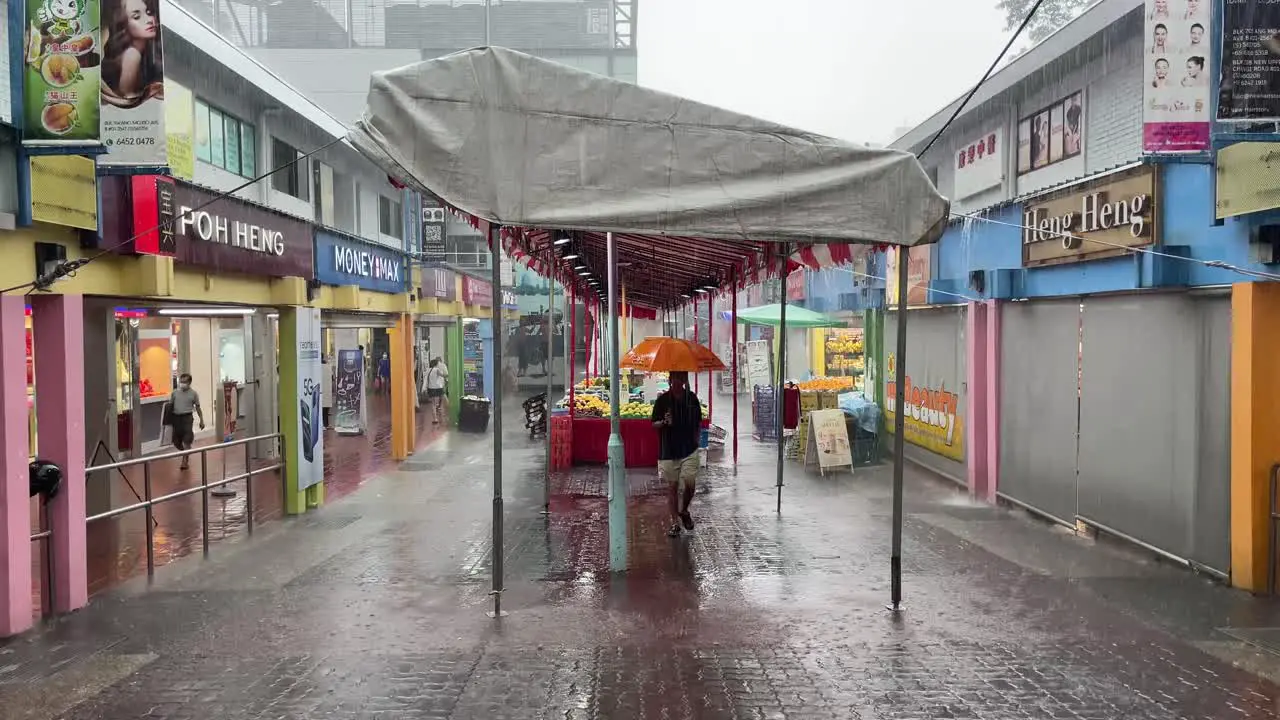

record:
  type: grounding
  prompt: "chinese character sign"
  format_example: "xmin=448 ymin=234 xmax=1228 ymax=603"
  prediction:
xmin=953 ymin=129 xmax=1004 ymax=199
xmin=1143 ymin=0 xmax=1212 ymax=151
xmin=23 ymin=0 xmax=102 ymax=142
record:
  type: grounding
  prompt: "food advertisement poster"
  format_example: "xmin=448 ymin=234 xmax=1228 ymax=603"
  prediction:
xmin=1143 ymin=0 xmax=1212 ymax=152
xmin=23 ymin=0 xmax=102 ymax=142
xmin=99 ymin=0 xmax=165 ymax=166
xmin=1219 ymin=0 xmax=1280 ymax=120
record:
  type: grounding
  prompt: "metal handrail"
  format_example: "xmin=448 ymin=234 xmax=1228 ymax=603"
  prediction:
xmin=80 ymin=432 xmax=286 ymax=584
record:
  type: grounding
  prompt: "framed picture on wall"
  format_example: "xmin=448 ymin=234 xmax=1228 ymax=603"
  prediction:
xmin=1017 ymin=118 xmax=1032 ymax=173
xmin=1019 ymin=90 xmax=1085 ymax=175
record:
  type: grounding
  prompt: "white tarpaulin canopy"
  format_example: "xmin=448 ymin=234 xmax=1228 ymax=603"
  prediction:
xmin=349 ymin=46 xmax=949 ymax=248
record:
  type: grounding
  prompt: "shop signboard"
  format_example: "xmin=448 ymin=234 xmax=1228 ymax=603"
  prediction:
xmin=163 ymin=181 xmax=313 ymax=277
xmin=420 ymin=202 xmax=446 ymax=264
xmin=462 ymin=276 xmax=493 ymax=306
xmin=294 ymin=307 xmax=323 ymax=490
xmin=884 ymin=350 xmax=964 ymax=462
xmin=885 ymin=245 xmax=930 ymax=307
xmin=1143 ymin=0 xmax=1212 ymax=152
xmin=314 ymin=229 xmax=406 ymax=294
xmin=99 ymin=0 xmax=166 ymax=167
xmin=1218 ymin=0 xmax=1280 ymax=121
xmin=130 ymin=174 xmax=175 ymax=255
xmin=501 ymin=288 xmax=517 ymax=309
xmin=334 ymin=347 xmax=364 ymax=434
xmin=421 ymin=267 xmax=456 ymax=301
xmin=954 ymin=129 xmax=1004 ymax=198
xmin=1021 ymin=165 xmax=1158 ymax=267
xmin=30 ymin=155 xmax=97 ymax=230
xmin=23 ymin=0 xmax=102 ymax=143
xmin=1215 ymin=141 xmax=1280 ymax=218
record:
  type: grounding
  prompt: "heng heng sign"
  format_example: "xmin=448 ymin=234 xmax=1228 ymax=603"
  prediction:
xmin=1022 ymin=166 xmax=1158 ymax=267
xmin=314 ymin=230 xmax=406 ymax=294
xmin=169 ymin=182 xmax=313 ymax=278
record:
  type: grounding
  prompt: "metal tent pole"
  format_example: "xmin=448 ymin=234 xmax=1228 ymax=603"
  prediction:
xmin=606 ymin=232 xmax=627 ymax=572
xmin=707 ymin=292 xmax=714 ymax=420
xmin=776 ymin=246 xmax=788 ymax=514
xmin=544 ymin=257 xmax=555 ymax=512
xmin=488 ymin=224 xmax=506 ymax=618
xmin=694 ymin=293 xmax=700 ymax=395
xmin=890 ymin=248 xmax=909 ymax=613
xmin=731 ymin=278 xmax=739 ymax=466
xmin=569 ymin=285 xmax=577 ymax=417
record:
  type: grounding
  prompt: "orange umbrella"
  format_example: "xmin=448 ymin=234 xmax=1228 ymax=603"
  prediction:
xmin=620 ymin=336 xmax=728 ymax=373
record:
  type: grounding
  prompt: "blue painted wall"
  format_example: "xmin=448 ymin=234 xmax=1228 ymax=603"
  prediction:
xmin=921 ymin=163 xmax=1265 ymax=301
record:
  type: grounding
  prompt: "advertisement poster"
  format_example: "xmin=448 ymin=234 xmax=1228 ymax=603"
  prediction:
xmin=164 ymin=79 xmax=194 ymax=179
xmin=1219 ymin=0 xmax=1280 ymax=120
xmin=1144 ymin=0 xmax=1212 ymax=151
xmin=883 ymin=351 xmax=964 ymax=462
xmin=1017 ymin=93 xmax=1083 ymax=174
xmin=23 ymin=0 xmax=102 ymax=142
xmin=99 ymin=0 xmax=164 ymax=166
xmin=953 ymin=129 xmax=1004 ymax=199
xmin=463 ymin=325 xmax=484 ymax=396
xmin=421 ymin=203 xmax=446 ymax=264
xmin=885 ymin=246 xmax=931 ymax=307
xmin=295 ymin=307 xmax=323 ymax=491
xmin=334 ymin=348 xmax=364 ymax=435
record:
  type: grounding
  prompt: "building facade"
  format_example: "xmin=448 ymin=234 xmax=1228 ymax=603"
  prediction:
xmin=803 ymin=0 xmax=1278 ymax=591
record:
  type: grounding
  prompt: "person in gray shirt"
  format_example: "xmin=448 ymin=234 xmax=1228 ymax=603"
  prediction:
xmin=170 ymin=373 xmax=204 ymax=469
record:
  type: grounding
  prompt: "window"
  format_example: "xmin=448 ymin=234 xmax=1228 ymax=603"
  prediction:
xmin=1017 ymin=91 xmax=1083 ymax=175
xmin=378 ymin=195 xmax=403 ymax=238
xmin=193 ymin=99 xmax=257 ymax=179
xmin=271 ymin=138 xmax=308 ymax=201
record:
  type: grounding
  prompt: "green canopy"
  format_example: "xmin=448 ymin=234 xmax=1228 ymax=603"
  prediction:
xmin=733 ymin=304 xmax=842 ymax=328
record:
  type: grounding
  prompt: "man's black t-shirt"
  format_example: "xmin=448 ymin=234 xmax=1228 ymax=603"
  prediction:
xmin=651 ymin=389 xmax=703 ymax=461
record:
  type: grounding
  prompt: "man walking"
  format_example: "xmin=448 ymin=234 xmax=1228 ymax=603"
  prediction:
xmin=652 ymin=371 xmax=703 ymax=537
xmin=170 ymin=372 xmax=205 ymax=470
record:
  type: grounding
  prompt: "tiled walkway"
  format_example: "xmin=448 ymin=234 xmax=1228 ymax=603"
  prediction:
xmin=6 ymin=399 xmax=1280 ymax=718
xmin=29 ymin=394 xmax=443 ymax=609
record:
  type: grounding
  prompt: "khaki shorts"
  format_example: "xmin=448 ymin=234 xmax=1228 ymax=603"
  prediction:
xmin=659 ymin=452 xmax=700 ymax=487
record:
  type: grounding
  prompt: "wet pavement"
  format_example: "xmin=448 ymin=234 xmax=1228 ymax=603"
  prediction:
xmin=6 ymin=397 xmax=1280 ymax=718
xmin=29 ymin=395 xmax=442 ymax=611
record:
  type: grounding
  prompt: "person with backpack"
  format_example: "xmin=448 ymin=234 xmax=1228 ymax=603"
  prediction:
xmin=426 ymin=357 xmax=449 ymax=424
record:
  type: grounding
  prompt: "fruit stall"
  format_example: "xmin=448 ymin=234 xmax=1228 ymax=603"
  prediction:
xmin=562 ymin=377 xmax=711 ymax=467
xmin=819 ymin=328 xmax=865 ymax=392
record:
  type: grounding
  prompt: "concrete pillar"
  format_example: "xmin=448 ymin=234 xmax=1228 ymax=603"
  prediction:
xmin=389 ymin=313 xmax=415 ymax=460
xmin=964 ymin=300 xmax=1001 ymax=502
xmin=82 ymin=300 xmax=117 ymax=518
xmin=0 ymin=295 xmax=31 ymax=635
xmin=1230 ymin=282 xmax=1280 ymax=592
xmin=250 ymin=312 xmax=278 ymax=461
xmin=31 ymin=294 xmax=87 ymax=613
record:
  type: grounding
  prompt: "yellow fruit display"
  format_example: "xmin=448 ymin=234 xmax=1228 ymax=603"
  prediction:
xmin=797 ymin=377 xmax=854 ymax=392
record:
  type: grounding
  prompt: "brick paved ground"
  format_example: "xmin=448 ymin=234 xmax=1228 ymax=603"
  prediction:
xmin=5 ymin=398 xmax=1280 ymax=718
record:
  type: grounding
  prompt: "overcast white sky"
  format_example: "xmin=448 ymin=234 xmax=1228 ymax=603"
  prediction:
xmin=637 ymin=0 xmax=1013 ymax=146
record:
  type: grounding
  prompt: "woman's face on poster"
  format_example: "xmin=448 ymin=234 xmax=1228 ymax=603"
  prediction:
xmin=124 ymin=0 xmax=156 ymax=40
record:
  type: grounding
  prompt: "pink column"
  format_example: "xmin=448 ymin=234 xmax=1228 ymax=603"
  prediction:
xmin=983 ymin=300 xmax=1001 ymax=503
xmin=965 ymin=301 xmax=988 ymax=499
xmin=31 ymin=294 xmax=87 ymax=613
xmin=0 ymin=295 xmax=31 ymax=635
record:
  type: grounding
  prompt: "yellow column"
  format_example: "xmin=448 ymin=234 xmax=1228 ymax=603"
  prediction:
xmin=1231 ymin=282 xmax=1280 ymax=592
xmin=389 ymin=313 xmax=416 ymax=460
xmin=811 ymin=329 xmax=826 ymax=377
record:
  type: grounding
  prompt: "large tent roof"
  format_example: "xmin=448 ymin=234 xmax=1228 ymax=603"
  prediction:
xmin=349 ymin=46 xmax=949 ymax=307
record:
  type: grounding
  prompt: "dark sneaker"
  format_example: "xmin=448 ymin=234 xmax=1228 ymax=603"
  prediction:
xmin=667 ymin=523 xmax=682 ymax=537
xmin=680 ymin=511 xmax=695 ymax=532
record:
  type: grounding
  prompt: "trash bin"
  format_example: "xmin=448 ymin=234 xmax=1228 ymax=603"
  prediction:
xmin=459 ymin=396 xmax=492 ymax=433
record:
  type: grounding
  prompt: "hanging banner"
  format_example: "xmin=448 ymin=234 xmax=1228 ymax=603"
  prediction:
xmin=885 ymin=246 xmax=930 ymax=307
xmin=1143 ymin=0 xmax=1212 ymax=151
xmin=99 ymin=0 xmax=165 ymax=166
xmin=334 ymin=347 xmax=365 ymax=435
xmin=420 ymin=202 xmax=446 ymax=264
xmin=294 ymin=307 xmax=324 ymax=490
xmin=164 ymin=79 xmax=193 ymax=179
xmin=23 ymin=0 xmax=102 ymax=142
xmin=1219 ymin=0 xmax=1280 ymax=120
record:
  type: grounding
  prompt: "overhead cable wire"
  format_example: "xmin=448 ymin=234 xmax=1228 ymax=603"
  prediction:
xmin=918 ymin=0 xmax=1046 ymax=158
xmin=1 ymin=135 xmax=348 ymax=296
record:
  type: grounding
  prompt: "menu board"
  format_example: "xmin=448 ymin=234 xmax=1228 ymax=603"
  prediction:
xmin=463 ymin=327 xmax=484 ymax=397
xmin=805 ymin=409 xmax=853 ymax=475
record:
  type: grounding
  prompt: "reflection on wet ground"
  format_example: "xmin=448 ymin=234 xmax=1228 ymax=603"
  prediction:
xmin=28 ymin=394 xmax=441 ymax=613
xmin=7 ymin=397 xmax=1280 ymax=718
